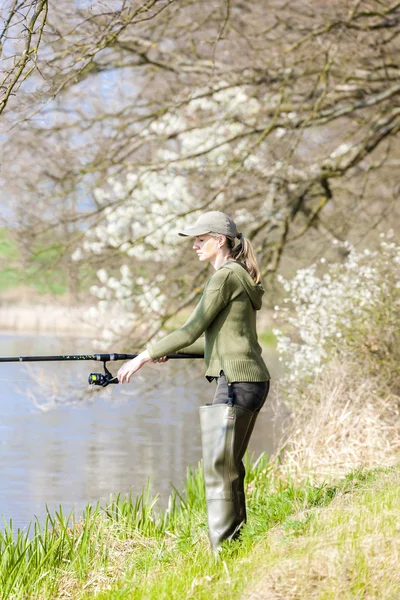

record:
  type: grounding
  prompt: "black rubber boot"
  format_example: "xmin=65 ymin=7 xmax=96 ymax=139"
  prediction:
xmin=236 ymin=410 xmax=258 ymax=524
xmin=199 ymin=402 xmax=257 ymax=550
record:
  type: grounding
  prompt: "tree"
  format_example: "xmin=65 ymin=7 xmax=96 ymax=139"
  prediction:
xmin=1 ymin=0 xmax=399 ymax=346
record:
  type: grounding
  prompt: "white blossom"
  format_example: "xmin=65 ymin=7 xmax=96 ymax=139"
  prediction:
xmin=275 ymin=127 xmax=287 ymax=139
xmin=274 ymin=238 xmax=400 ymax=398
xmin=330 ymin=143 xmax=351 ymax=158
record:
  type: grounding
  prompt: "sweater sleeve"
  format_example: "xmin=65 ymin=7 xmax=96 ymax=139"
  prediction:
xmin=147 ymin=270 xmax=230 ymax=360
xmin=177 ymin=336 xmax=205 ymax=356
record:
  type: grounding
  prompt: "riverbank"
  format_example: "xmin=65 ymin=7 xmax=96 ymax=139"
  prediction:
xmin=1 ymin=459 xmax=399 ymax=599
xmin=0 ymin=288 xmax=96 ymax=335
xmin=0 ymin=303 xmax=97 ymax=336
xmin=0 ymin=284 xmax=276 ymax=338
xmin=0 ymin=303 xmax=275 ymax=343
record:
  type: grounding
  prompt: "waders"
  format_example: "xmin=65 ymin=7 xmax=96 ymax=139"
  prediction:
xmin=199 ymin=385 xmax=258 ymax=550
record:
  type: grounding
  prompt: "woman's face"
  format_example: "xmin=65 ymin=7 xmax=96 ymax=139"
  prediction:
xmin=193 ymin=234 xmax=223 ymax=263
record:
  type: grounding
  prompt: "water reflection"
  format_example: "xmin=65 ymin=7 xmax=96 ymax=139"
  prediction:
xmin=0 ymin=333 xmax=283 ymax=531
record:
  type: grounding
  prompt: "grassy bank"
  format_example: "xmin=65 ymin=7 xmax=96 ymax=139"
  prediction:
xmin=1 ymin=457 xmax=399 ymax=599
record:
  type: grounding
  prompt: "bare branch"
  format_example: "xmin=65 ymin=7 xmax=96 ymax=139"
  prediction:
xmin=0 ymin=0 xmax=48 ymax=116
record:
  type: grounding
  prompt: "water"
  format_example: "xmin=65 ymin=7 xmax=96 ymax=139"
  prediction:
xmin=0 ymin=333 xmax=283 ymax=531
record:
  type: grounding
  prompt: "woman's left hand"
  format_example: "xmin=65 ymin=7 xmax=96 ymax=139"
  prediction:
xmin=118 ymin=351 xmax=151 ymax=383
xmin=152 ymin=356 xmax=169 ymax=364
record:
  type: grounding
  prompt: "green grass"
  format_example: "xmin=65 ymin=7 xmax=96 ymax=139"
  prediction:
xmin=0 ymin=268 xmax=21 ymax=290
xmin=1 ymin=456 xmax=398 ymax=599
xmin=0 ymin=230 xmax=18 ymax=260
xmin=0 ymin=264 xmax=68 ymax=295
xmin=0 ymin=229 xmax=20 ymax=291
xmin=245 ymin=466 xmax=400 ymax=599
xmin=0 ymin=229 xmax=68 ymax=294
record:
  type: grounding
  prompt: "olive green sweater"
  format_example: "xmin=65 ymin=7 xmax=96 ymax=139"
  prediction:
xmin=147 ymin=262 xmax=270 ymax=383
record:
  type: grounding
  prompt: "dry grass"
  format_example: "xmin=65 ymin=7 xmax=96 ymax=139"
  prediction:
xmin=244 ymin=468 xmax=400 ymax=600
xmin=53 ymin=532 xmax=157 ymax=599
xmin=273 ymin=358 xmax=400 ymax=483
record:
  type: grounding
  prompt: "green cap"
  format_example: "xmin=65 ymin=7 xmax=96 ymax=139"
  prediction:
xmin=178 ymin=211 xmax=238 ymax=238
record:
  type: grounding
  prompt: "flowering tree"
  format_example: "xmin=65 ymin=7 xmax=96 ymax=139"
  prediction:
xmin=274 ymin=233 xmax=400 ymax=398
xmin=1 ymin=0 xmax=400 ymax=345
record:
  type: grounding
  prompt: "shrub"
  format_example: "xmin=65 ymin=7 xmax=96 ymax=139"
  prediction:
xmin=274 ymin=233 xmax=400 ymax=398
xmin=272 ymin=233 xmax=400 ymax=479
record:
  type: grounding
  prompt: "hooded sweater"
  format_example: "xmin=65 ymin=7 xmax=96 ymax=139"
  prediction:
xmin=147 ymin=262 xmax=270 ymax=383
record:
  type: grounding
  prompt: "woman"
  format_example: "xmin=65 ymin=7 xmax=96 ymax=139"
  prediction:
xmin=118 ymin=210 xmax=270 ymax=550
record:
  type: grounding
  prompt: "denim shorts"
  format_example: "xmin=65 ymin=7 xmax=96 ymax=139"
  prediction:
xmin=212 ymin=372 xmax=270 ymax=412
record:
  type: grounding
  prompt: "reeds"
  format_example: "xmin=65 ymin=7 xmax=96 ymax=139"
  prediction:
xmin=0 ymin=504 xmax=104 ymax=599
xmin=273 ymin=357 xmax=400 ymax=484
xmin=0 ymin=465 xmax=206 ymax=598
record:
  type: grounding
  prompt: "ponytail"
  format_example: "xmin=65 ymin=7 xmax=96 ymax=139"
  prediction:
xmin=227 ymin=234 xmax=262 ymax=284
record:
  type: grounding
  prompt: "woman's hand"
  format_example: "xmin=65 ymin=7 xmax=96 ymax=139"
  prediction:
xmin=152 ymin=356 xmax=169 ymax=364
xmin=118 ymin=350 xmax=151 ymax=384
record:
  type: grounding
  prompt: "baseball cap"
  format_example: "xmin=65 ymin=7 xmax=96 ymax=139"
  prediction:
xmin=178 ymin=211 xmax=238 ymax=238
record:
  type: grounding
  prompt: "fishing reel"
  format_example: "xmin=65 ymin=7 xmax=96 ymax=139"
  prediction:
xmin=88 ymin=362 xmax=118 ymax=388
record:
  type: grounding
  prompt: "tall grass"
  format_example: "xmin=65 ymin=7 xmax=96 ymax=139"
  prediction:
xmin=0 ymin=466 xmax=205 ymax=599
xmin=274 ymin=357 xmax=400 ymax=483
xmin=0 ymin=455 xmax=369 ymax=599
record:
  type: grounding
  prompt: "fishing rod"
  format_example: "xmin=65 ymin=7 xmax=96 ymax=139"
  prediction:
xmin=0 ymin=353 xmax=203 ymax=387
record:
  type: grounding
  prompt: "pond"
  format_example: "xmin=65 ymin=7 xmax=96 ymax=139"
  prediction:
xmin=0 ymin=333 xmax=283 ymax=531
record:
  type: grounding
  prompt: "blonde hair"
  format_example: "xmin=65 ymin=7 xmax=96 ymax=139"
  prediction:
xmin=211 ymin=233 xmax=262 ymax=284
